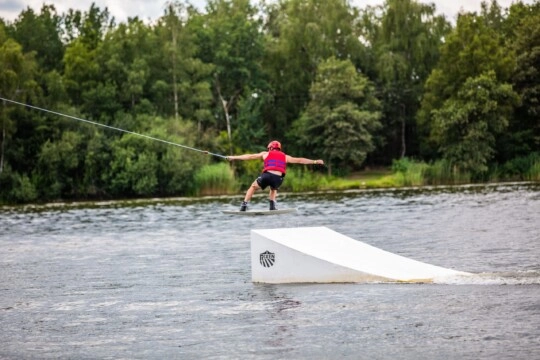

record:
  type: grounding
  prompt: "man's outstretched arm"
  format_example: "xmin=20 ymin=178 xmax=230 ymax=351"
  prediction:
xmin=227 ymin=152 xmax=266 ymax=161
xmin=286 ymin=155 xmax=324 ymax=165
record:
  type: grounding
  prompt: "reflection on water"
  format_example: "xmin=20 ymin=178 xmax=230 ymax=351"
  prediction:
xmin=0 ymin=182 xmax=539 ymax=359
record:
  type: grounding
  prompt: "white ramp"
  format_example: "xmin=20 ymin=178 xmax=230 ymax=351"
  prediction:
xmin=251 ymin=227 xmax=471 ymax=283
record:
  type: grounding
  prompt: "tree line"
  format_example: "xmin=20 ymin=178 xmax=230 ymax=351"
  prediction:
xmin=0 ymin=0 xmax=538 ymax=204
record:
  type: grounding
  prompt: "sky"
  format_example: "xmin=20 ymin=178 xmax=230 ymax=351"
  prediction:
xmin=0 ymin=0 xmax=535 ymax=24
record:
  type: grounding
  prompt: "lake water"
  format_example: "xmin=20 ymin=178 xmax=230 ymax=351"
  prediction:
xmin=1 ymin=183 xmax=539 ymax=359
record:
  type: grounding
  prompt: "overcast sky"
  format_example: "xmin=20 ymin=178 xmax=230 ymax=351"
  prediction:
xmin=0 ymin=0 xmax=535 ymax=24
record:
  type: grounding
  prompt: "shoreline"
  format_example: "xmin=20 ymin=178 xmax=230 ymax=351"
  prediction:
xmin=1 ymin=180 xmax=537 ymax=211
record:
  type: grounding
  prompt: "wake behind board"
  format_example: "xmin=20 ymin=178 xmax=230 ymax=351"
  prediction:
xmin=222 ymin=208 xmax=297 ymax=216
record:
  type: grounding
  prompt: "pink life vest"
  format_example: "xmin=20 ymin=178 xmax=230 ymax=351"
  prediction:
xmin=263 ymin=150 xmax=287 ymax=174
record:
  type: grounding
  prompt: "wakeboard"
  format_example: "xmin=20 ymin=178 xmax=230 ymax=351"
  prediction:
xmin=222 ymin=208 xmax=297 ymax=216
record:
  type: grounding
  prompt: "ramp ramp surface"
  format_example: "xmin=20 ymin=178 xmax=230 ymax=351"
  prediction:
xmin=251 ymin=226 xmax=471 ymax=283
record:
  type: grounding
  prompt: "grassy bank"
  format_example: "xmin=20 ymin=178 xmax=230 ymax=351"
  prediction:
xmin=194 ymin=154 xmax=540 ymax=196
xmin=2 ymin=155 xmax=539 ymax=206
xmin=279 ymin=154 xmax=540 ymax=192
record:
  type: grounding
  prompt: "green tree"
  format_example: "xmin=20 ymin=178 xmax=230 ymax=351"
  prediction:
xmin=418 ymin=12 xmax=515 ymax=159
xmin=360 ymin=0 xmax=450 ymax=162
xmin=106 ymin=135 xmax=159 ymax=196
xmin=82 ymin=129 xmax=110 ymax=196
xmin=504 ymin=7 xmax=540 ymax=158
xmin=292 ymin=57 xmax=381 ymax=175
xmin=96 ymin=18 xmax=155 ymax=114
xmin=193 ymin=0 xmax=267 ymax=153
xmin=479 ymin=0 xmax=505 ymax=33
xmin=232 ymin=90 xmax=268 ymax=150
xmin=62 ymin=4 xmax=112 ymax=109
xmin=431 ymin=71 xmax=519 ymax=176
xmin=35 ymin=131 xmax=85 ymax=198
xmin=500 ymin=0 xmax=540 ymax=40
xmin=63 ymin=38 xmax=99 ymax=107
xmin=155 ymin=119 xmax=209 ymax=195
xmin=0 ymin=27 xmax=39 ymax=177
xmin=103 ymin=116 xmax=209 ymax=196
xmin=262 ymin=0 xmax=362 ymax=141
xmin=62 ymin=3 xmax=114 ymax=48
xmin=155 ymin=3 xmax=214 ymax=130
xmin=7 ymin=4 xmax=64 ymax=73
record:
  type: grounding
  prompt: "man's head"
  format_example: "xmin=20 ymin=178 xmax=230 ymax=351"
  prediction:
xmin=267 ymin=140 xmax=282 ymax=151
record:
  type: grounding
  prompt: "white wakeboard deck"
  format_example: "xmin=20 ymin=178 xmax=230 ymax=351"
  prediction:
xmin=222 ymin=208 xmax=296 ymax=216
xmin=251 ymin=226 xmax=472 ymax=283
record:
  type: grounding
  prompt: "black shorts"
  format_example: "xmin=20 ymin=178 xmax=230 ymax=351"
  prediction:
xmin=256 ymin=172 xmax=284 ymax=190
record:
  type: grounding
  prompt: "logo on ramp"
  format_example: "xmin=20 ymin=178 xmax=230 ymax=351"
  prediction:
xmin=260 ymin=250 xmax=275 ymax=267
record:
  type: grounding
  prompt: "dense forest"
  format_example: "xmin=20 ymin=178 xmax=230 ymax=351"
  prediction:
xmin=0 ymin=0 xmax=538 ymax=204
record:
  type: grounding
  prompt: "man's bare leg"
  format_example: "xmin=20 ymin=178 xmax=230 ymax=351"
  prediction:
xmin=269 ymin=189 xmax=277 ymax=210
xmin=244 ymin=180 xmax=260 ymax=202
xmin=240 ymin=180 xmax=260 ymax=211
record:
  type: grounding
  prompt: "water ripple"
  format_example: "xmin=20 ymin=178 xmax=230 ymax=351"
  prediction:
xmin=0 ymin=182 xmax=539 ymax=359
